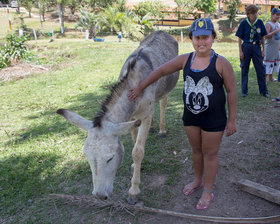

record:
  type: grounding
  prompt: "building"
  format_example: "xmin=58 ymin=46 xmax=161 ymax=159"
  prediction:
xmin=222 ymin=0 xmax=280 ymax=14
xmin=125 ymin=0 xmax=201 ymax=26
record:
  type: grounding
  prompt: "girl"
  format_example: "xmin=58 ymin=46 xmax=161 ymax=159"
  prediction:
xmin=128 ymin=18 xmax=237 ymax=210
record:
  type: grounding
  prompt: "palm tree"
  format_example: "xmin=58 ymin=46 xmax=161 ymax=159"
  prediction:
xmin=133 ymin=12 xmax=154 ymax=35
xmin=100 ymin=6 xmax=125 ymax=33
xmin=76 ymin=8 xmax=101 ymax=38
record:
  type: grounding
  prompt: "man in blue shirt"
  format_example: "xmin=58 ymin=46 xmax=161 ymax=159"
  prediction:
xmin=236 ymin=4 xmax=270 ymax=98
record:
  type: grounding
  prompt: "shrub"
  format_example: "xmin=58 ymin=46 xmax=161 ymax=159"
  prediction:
xmin=5 ymin=33 xmax=33 ymax=61
xmin=0 ymin=33 xmax=34 ymax=70
xmin=0 ymin=46 xmax=11 ymax=70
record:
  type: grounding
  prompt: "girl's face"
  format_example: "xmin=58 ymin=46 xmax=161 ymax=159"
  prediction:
xmin=192 ymin=35 xmax=214 ymax=54
xmin=271 ymin=13 xmax=280 ymax=22
xmin=248 ymin=12 xmax=258 ymax=22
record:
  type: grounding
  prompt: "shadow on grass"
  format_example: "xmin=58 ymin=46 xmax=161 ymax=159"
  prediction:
xmin=4 ymin=92 xmax=104 ymax=146
xmin=0 ymin=151 xmax=61 ymax=215
xmin=0 ymin=150 xmax=93 ymax=216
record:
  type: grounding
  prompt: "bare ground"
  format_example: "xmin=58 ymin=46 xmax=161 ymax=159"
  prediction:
xmin=0 ymin=63 xmax=49 ymax=81
xmin=45 ymin=97 xmax=280 ymax=224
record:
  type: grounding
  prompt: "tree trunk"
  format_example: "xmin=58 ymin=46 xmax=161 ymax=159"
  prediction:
xmin=39 ymin=11 xmax=44 ymax=34
xmin=218 ymin=0 xmax=221 ymax=17
xmin=93 ymin=25 xmax=96 ymax=38
xmin=58 ymin=3 xmax=64 ymax=34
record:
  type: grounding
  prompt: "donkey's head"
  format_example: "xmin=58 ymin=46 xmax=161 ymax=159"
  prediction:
xmin=56 ymin=109 xmax=140 ymax=199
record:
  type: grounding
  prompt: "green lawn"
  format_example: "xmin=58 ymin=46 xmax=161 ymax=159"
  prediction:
xmin=0 ymin=37 xmax=279 ymax=223
xmin=0 ymin=9 xmax=79 ymax=42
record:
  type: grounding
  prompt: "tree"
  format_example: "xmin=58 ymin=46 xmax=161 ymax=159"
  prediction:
xmin=133 ymin=12 xmax=154 ymax=35
xmin=57 ymin=0 xmax=68 ymax=34
xmin=76 ymin=8 xmax=100 ymax=38
xmin=174 ymin=0 xmax=195 ymax=15
xmin=21 ymin=0 xmax=34 ymax=17
xmin=100 ymin=6 xmax=126 ymax=32
xmin=226 ymin=0 xmax=241 ymax=28
xmin=86 ymin=0 xmax=117 ymax=10
xmin=133 ymin=1 xmax=165 ymax=21
xmin=195 ymin=0 xmax=217 ymax=16
xmin=114 ymin=0 xmax=127 ymax=12
xmin=35 ymin=0 xmax=48 ymax=34
xmin=68 ymin=0 xmax=78 ymax=19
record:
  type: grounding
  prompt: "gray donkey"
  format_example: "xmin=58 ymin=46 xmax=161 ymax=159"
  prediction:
xmin=56 ymin=31 xmax=179 ymax=204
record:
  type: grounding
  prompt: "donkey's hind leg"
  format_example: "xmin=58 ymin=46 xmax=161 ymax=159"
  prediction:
xmin=159 ymin=95 xmax=168 ymax=137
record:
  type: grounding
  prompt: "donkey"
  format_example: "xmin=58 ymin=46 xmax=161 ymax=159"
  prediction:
xmin=56 ymin=31 xmax=179 ymax=204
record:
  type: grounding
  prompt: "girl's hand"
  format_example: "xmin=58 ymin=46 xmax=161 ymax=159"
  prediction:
xmin=128 ymin=87 xmax=142 ymax=101
xmin=239 ymin=51 xmax=244 ymax=60
xmin=225 ymin=120 xmax=236 ymax=137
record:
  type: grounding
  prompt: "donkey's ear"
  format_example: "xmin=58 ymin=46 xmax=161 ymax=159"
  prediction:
xmin=104 ymin=120 xmax=141 ymax=136
xmin=56 ymin=109 xmax=93 ymax=131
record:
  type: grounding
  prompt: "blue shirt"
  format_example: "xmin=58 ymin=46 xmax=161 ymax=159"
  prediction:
xmin=235 ymin=18 xmax=267 ymax=43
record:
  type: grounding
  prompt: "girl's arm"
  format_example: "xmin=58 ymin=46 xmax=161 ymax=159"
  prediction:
xmin=128 ymin=54 xmax=189 ymax=101
xmin=264 ymin=23 xmax=272 ymax=38
xmin=264 ymin=23 xmax=280 ymax=39
xmin=217 ymin=56 xmax=237 ymax=136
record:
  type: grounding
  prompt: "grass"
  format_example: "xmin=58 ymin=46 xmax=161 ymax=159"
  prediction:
xmin=0 ymin=9 xmax=79 ymax=42
xmin=1 ymin=27 xmax=280 ymax=224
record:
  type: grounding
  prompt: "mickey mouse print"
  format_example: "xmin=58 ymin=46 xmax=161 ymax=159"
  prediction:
xmin=184 ymin=76 xmax=213 ymax=114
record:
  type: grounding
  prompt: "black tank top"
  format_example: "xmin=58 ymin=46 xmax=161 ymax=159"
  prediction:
xmin=182 ymin=51 xmax=227 ymax=131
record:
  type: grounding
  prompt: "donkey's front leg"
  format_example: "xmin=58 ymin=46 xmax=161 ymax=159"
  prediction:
xmin=128 ymin=115 xmax=152 ymax=204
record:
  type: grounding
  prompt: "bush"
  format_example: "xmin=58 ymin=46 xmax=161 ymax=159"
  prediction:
xmin=0 ymin=46 xmax=11 ymax=70
xmin=0 ymin=33 xmax=34 ymax=70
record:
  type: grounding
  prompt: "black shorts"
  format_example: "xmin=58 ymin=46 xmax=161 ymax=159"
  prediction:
xmin=182 ymin=119 xmax=226 ymax=132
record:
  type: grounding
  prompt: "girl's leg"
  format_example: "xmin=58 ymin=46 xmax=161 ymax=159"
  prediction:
xmin=183 ymin=126 xmax=203 ymax=195
xmin=266 ymin=74 xmax=273 ymax=82
xmin=197 ymin=130 xmax=223 ymax=207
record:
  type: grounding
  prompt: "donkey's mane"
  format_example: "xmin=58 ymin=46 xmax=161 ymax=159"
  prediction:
xmin=93 ymin=57 xmax=137 ymax=127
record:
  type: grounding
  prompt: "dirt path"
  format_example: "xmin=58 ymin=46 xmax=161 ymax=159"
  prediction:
xmin=140 ymin=110 xmax=280 ymax=224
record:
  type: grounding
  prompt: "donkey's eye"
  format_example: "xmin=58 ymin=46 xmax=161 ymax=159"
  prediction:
xmin=107 ymin=156 xmax=114 ymax=163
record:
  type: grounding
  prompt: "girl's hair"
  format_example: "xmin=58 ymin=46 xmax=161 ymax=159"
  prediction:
xmin=189 ymin=30 xmax=217 ymax=39
xmin=246 ymin=4 xmax=259 ymax=16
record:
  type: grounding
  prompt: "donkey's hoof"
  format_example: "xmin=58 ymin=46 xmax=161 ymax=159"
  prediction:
xmin=158 ymin=132 xmax=166 ymax=138
xmin=127 ymin=195 xmax=138 ymax=205
xmin=149 ymin=127 xmax=155 ymax=133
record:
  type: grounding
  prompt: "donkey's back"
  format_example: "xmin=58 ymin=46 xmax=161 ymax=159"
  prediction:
xmin=120 ymin=31 xmax=179 ymax=103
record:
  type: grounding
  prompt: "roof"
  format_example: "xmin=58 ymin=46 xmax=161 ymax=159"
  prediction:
xmin=241 ymin=0 xmax=280 ymax=6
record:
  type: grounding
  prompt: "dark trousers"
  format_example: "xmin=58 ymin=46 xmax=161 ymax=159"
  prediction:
xmin=240 ymin=43 xmax=268 ymax=94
